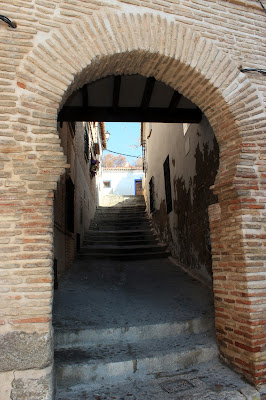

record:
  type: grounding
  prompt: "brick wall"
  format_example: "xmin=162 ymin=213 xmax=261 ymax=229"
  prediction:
xmin=0 ymin=1 xmax=265 ymax=398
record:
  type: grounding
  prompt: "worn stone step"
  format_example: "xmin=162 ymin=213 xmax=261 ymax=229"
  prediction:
xmin=93 ymin=215 xmax=149 ymax=222
xmin=84 ymin=236 xmax=157 ymax=243
xmin=89 ymin=224 xmax=152 ymax=231
xmin=91 ymin=219 xmax=150 ymax=227
xmin=83 ymin=238 xmax=158 ymax=246
xmin=55 ymin=332 xmax=218 ymax=388
xmin=55 ymin=359 xmax=261 ymax=400
xmin=55 ymin=316 xmax=213 ymax=349
xmin=98 ymin=205 xmax=146 ymax=211
xmin=91 ymin=219 xmax=150 ymax=225
xmin=85 ymin=229 xmax=155 ymax=238
xmin=77 ymin=251 xmax=168 ymax=260
xmin=79 ymin=244 xmax=167 ymax=255
xmin=96 ymin=208 xmax=147 ymax=213
xmin=95 ymin=212 xmax=147 ymax=219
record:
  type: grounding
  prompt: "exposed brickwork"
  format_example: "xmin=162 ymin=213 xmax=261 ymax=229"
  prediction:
xmin=0 ymin=1 xmax=265 ymax=398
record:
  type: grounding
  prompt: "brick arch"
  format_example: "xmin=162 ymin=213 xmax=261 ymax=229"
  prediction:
xmin=18 ymin=13 xmax=264 ymax=190
xmin=14 ymin=11 xmax=266 ymax=387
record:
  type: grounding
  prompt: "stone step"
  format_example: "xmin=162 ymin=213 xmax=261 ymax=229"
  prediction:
xmin=77 ymin=251 xmax=169 ymax=260
xmin=95 ymin=212 xmax=147 ymax=218
xmin=91 ymin=219 xmax=150 ymax=227
xmin=55 ymin=332 xmax=218 ymax=388
xmin=84 ymin=236 xmax=157 ymax=243
xmin=98 ymin=205 xmax=146 ymax=211
xmin=93 ymin=213 xmax=150 ymax=222
xmin=96 ymin=208 xmax=146 ymax=213
xmin=91 ymin=219 xmax=150 ymax=225
xmin=83 ymin=238 xmax=158 ymax=246
xmin=85 ymin=229 xmax=155 ymax=237
xmin=89 ymin=224 xmax=152 ymax=231
xmin=55 ymin=316 xmax=213 ymax=349
xmin=55 ymin=359 xmax=261 ymax=400
xmin=79 ymin=244 xmax=167 ymax=255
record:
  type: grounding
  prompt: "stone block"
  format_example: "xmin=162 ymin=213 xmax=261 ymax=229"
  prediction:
xmin=0 ymin=331 xmax=53 ymax=372
xmin=241 ymin=387 xmax=261 ymax=400
xmin=10 ymin=366 xmax=54 ymax=400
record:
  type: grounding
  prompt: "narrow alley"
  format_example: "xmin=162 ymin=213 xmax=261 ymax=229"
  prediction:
xmin=53 ymin=196 xmax=259 ymax=400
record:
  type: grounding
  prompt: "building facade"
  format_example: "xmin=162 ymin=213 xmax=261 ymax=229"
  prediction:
xmin=101 ymin=167 xmax=144 ymax=197
xmin=54 ymin=121 xmax=105 ymax=280
xmin=0 ymin=1 xmax=266 ymax=398
xmin=142 ymin=118 xmax=219 ymax=286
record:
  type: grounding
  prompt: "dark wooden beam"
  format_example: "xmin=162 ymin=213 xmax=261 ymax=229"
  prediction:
xmin=169 ymin=91 xmax=182 ymax=113
xmin=141 ymin=77 xmax=156 ymax=111
xmin=82 ymin=85 xmax=88 ymax=109
xmin=113 ymin=75 xmax=121 ymax=111
xmin=58 ymin=106 xmax=202 ymax=123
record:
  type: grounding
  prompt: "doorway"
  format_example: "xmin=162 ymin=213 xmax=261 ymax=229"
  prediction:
xmin=135 ymin=179 xmax=143 ymax=195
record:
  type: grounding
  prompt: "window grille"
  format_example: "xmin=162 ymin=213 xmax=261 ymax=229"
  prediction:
xmin=163 ymin=155 xmax=172 ymax=214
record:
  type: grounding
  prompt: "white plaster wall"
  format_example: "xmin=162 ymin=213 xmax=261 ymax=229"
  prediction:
xmin=102 ymin=169 xmax=144 ymax=196
xmin=75 ymin=159 xmax=97 ymax=244
xmin=143 ymin=116 xmax=218 ymax=283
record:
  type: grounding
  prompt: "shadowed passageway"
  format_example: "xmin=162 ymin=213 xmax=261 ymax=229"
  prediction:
xmin=53 ymin=197 xmax=259 ymax=399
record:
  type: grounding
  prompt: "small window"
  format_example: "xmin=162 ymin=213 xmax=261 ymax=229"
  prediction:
xmin=163 ymin=155 xmax=172 ymax=214
xmin=149 ymin=176 xmax=155 ymax=213
xmin=103 ymin=181 xmax=111 ymax=188
xmin=84 ymin=128 xmax=89 ymax=161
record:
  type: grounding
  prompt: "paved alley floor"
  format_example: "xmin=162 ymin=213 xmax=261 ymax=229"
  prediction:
xmin=53 ymin=257 xmax=213 ymax=330
xmin=53 ymin=257 xmax=261 ymax=400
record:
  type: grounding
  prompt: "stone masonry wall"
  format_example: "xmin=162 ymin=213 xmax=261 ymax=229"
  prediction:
xmin=0 ymin=1 xmax=265 ymax=398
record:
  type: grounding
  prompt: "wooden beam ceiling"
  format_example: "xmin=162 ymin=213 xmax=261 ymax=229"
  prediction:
xmin=141 ymin=77 xmax=156 ymax=110
xmin=113 ymin=75 xmax=121 ymax=112
xmin=58 ymin=106 xmax=202 ymax=123
xmin=82 ymin=85 xmax=88 ymax=109
xmin=58 ymin=75 xmax=202 ymax=123
xmin=168 ymin=91 xmax=182 ymax=113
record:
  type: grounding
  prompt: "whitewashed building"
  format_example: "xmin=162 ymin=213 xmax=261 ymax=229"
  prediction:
xmin=101 ymin=168 xmax=144 ymax=196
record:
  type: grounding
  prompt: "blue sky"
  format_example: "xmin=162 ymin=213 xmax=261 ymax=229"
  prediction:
xmin=104 ymin=122 xmax=142 ymax=164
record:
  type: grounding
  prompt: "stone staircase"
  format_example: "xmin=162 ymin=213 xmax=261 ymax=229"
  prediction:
xmin=55 ymin=317 xmax=218 ymax=399
xmin=54 ymin=196 xmax=260 ymax=399
xmin=78 ymin=195 xmax=168 ymax=260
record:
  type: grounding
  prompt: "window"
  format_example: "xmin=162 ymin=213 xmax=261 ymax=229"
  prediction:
xmin=149 ymin=176 xmax=155 ymax=213
xmin=84 ymin=127 xmax=89 ymax=161
xmin=163 ymin=155 xmax=172 ymax=214
xmin=103 ymin=181 xmax=111 ymax=188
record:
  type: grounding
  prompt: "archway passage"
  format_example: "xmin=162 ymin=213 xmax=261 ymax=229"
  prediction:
xmin=1 ymin=11 xmax=265 ymax=399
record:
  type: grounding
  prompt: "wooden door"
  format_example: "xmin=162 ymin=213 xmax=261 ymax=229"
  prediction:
xmin=135 ymin=179 xmax=143 ymax=195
